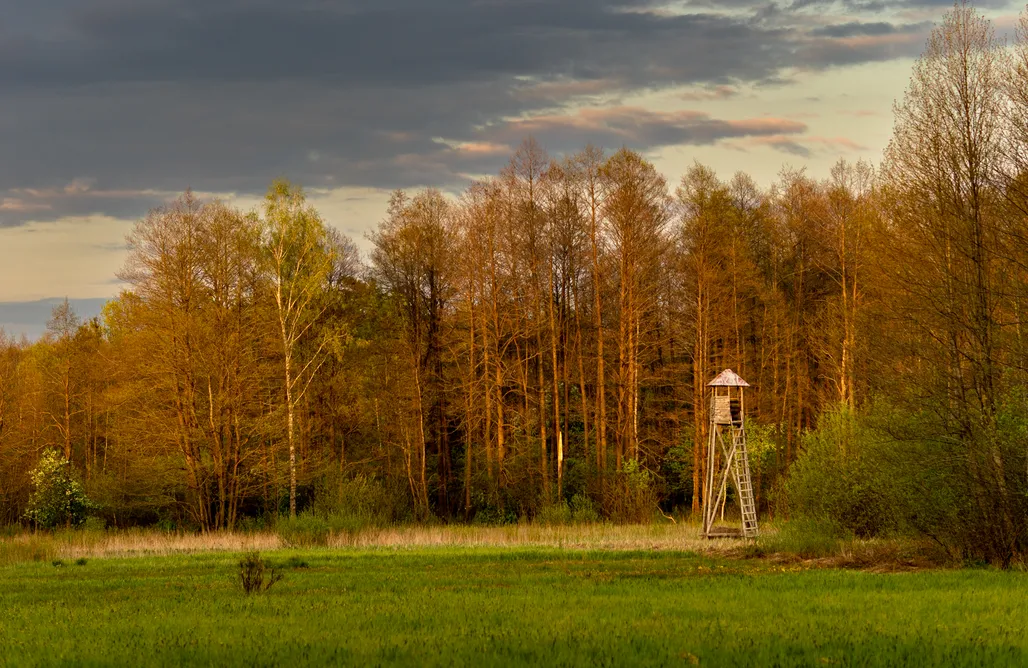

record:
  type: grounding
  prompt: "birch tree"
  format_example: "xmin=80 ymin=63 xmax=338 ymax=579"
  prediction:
xmin=262 ymin=180 xmax=335 ymax=519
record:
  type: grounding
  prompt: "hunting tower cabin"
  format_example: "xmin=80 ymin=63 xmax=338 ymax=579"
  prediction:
xmin=702 ymin=369 xmax=758 ymax=539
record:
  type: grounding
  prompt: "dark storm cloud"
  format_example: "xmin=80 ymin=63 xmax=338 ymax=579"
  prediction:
xmin=1 ymin=0 xmax=787 ymax=90
xmin=0 ymin=0 xmax=947 ymax=227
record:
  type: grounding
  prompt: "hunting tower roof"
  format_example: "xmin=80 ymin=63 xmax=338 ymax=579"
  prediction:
xmin=707 ymin=369 xmax=749 ymax=387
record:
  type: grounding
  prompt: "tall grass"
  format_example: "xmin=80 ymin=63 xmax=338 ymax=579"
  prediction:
xmin=0 ymin=533 xmax=59 ymax=566
xmin=0 ymin=528 xmax=280 ymax=565
xmin=0 ymin=519 xmax=952 ymax=568
xmin=1 ymin=522 xmax=719 ymax=564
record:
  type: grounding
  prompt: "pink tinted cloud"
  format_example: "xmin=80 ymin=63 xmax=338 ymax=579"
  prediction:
xmin=0 ymin=197 xmax=52 ymax=213
xmin=491 ymin=106 xmax=807 ymax=146
xmin=452 ymin=141 xmax=511 ymax=156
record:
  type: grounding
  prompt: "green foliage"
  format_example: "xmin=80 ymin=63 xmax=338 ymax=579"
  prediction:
xmin=276 ymin=511 xmax=331 ymax=548
xmin=310 ymin=473 xmax=403 ymax=531
xmin=23 ymin=449 xmax=97 ymax=529
xmin=866 ymin=392 xmax=1028 ymax=565
xmin=277 ymin=480 xmax=402 ymax=546
xmin=658 ymin=442 xmax=692 ymax=510
xmin=81 ymin=516 xmax=107 ymax=532
xmin=535 ymin=494 xmax=601 ymax=525
xmin=469 ymin=491 xmax=519 ymax=525
xmin=758 ymin=517 xmax=852 ymax=559
xmin=603 ymin=459 xmax=658 ymax=523
xmin=746 ymin=421 xmax=780 ymax=480
xmin=785 ymin=406 xmax=897 ymax=537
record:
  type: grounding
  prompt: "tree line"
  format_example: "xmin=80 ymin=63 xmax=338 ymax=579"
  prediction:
xmin=2 ymin=3 xmax=1027 ymax=563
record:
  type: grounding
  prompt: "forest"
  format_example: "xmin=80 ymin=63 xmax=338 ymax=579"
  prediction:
xmin=2 ymin=5 xmax=1028 ymax=565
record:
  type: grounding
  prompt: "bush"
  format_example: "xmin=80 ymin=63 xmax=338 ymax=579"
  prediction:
xmin=276 ymin=511 xmax=331 ymax=548
xmin=786 ymin=407 xmax=897 ymax=538
xmin=758 ymin=517 xmax=852 ymax=559
xmin=603 ymin=459 xmax=658 ymax=523
xmin=468 ymin=485 xmax=522 ymax=525
xmin=658 ymin=443 xmax=693 ymax=512
xmin=866 ymin=393 xmax=1028 ymax=565
xmin=239 ymin=551 xmax=283 ymax=595
xmin=536 ymin=495 xmax=600 ymax=525
xmin=535 ymin=502 xmax=571 ymax=525
xmin=310 ymin=473 xmax=405 ymax=531
xmin=81 ymin=516 xmax=106 ymax=532
xmin=24 ymin=449 xmax=97 ymax=529
xmin=470 ymin=496 xmax=519 ymax=525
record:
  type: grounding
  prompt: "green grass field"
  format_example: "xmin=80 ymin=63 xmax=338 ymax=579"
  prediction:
xmin=1 ymin=548 xmax=1026 ymax=667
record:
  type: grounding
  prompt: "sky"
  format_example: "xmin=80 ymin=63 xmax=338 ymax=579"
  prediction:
xmin=1 ymin=0 xmax=1025 ymax=338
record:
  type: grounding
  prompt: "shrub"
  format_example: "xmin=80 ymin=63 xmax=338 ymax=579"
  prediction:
xmin=536 ymin=493 xmax=601 ymax=525
xmin=603 ymin=459 xmax=658 ymax=523
xmin=239 ymin=551 xmax=283 ymax=595
xmin=785 ymin=407 xmax=897 ymax=538
xmin=569 ymin=493 xmax=600 ymax=523
xmin=758 ymin=517 xmax=851 ymax=559
xmin=470 ymin=499 xmax=519 ymax=526
xmin=658 ymin=443 xmax=692 ymax=512
xmin=535 ymin=501 xmax=572 ymax=525
xmin=865 ymin=393 xmax=1028 ymax=565
xmin=24 ymin=449 xmax=97 ymax=529
xmin=276 ymin=511 xmax=330 ymax=548
xmin=469 ymin=487 xmax=520 ymax=525
xmin=81 ymin=516 xmax=106 ymax=532
xmin=310 ymin=473 xmax=405 ymax=531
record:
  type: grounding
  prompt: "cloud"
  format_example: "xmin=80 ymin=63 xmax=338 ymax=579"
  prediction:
xmin=0 ymin=180 xmax=179 ymax=228
xmin=810 ymin=20 xmax=925 ymax=37
xmin=679 ymin=85 xmax=742 ymax=102
xmin=736 ymin=134 xmax=869 ymax=157
xmin=477 ymin=106 xmax=807 ymax=153
xmin=1 ymin=0 xmax=794 ymax=91
xmin=797 ymin=21 xmax=931 ymax=67
xmin=0 ymin=0 xmax=958 ymax=227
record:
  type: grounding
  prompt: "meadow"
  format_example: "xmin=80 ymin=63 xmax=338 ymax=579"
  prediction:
xmin=1 ymin=526 xmax=1026 ymax=666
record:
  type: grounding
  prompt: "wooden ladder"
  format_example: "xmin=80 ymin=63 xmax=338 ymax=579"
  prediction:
xmin=731 ymin=425 xmax=759 ymax=538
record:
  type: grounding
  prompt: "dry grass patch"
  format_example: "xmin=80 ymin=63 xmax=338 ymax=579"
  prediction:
xmin=1 ymin=522 xmax=955 ymax=571
xmin=1 ymin=529 xmax=281 ymax=565
xmin=332 ymin=522 xmax=737 ymax=551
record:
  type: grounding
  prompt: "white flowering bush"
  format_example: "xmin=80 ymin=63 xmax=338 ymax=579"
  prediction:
xmin=24 ymin=449 xmax=96 ymax=529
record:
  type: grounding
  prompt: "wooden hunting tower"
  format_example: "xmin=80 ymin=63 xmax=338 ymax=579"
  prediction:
xmin=702 ymin=369 xmax=758 ymax=538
